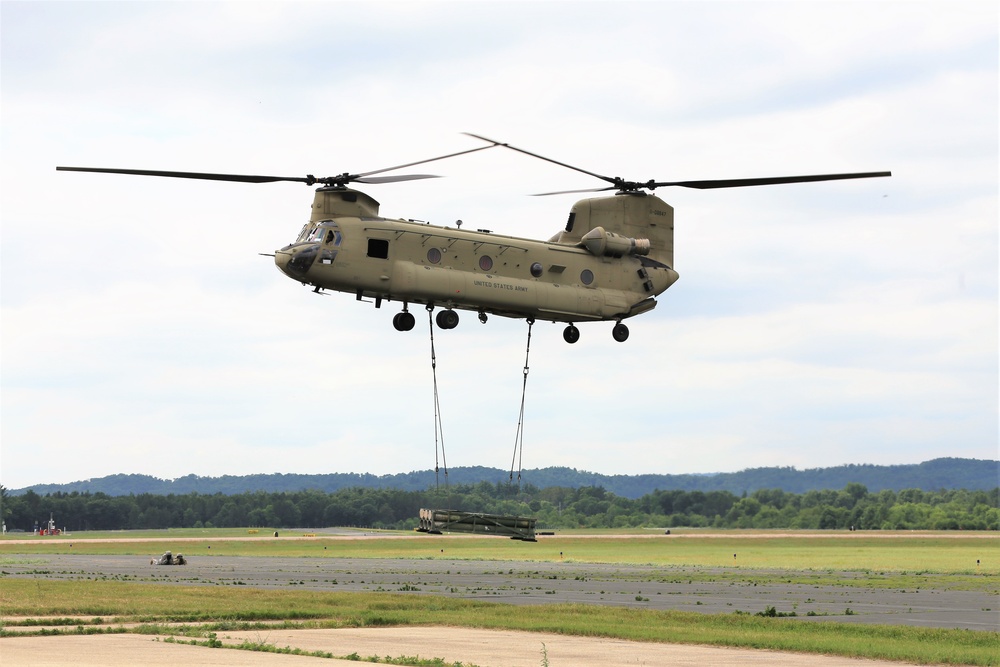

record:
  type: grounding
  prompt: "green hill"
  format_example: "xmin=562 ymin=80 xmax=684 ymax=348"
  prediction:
xmin=10 ymin=457 xmax=997 ymax=499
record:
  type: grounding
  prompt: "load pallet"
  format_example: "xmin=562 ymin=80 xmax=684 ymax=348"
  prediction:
xmin=417 ymin=508 xmax=537 ymax=541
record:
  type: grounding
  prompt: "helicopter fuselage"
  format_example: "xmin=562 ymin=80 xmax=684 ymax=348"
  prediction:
xmin=273 ymin=187 xmax=679 ymax=339
xmin=58 ymin=138 xmax=887 ymax=343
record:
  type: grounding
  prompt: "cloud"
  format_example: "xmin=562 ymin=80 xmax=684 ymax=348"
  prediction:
xmin=1 ymin=2 xmax=996 ymax=489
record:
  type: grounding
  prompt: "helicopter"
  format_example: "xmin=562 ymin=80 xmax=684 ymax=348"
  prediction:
xmin=57 ymin=135 xmax=890 ymax=343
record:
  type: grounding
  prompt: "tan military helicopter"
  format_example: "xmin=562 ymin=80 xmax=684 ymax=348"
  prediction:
xmin=57 ymin=135 xmax=890 ymax=343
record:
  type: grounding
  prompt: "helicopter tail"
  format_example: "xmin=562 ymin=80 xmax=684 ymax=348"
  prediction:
xmin=553 ymin=193 xmax=674 ymax=268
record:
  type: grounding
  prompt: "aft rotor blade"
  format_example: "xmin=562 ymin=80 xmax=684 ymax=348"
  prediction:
xmin=464 ymin=133 xmax=891 ymax=193
xmin=654 ymin=171 xmax=893 ymax=190
xmin=531 ymin=186 xmax=617 ymax=197
xmin=55 ymin=166 xmax=312 ymax=184
xmin=463 ymin=133 xmax=616 ymax=186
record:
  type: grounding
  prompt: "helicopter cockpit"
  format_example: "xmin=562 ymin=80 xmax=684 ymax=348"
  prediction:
xmin=278 ymin=221 xmax=342 ymax=280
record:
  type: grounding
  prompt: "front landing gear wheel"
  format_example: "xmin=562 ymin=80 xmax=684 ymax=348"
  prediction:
xmin=393 ymin=312 xmax=415 ymax=331
xmin=436 ymin=309 xmax=460 ymax=330
xmin=612 ymin=322 xmax=630 ymax=342
xmin=563 ymin=324 xmax=580 ymax=344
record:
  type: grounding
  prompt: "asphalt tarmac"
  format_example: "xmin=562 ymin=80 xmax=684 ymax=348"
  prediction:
xmin=3 ymin=552 xmax=997 ymax=631
xmin=5 ymin=549 xmax=997 ymax=667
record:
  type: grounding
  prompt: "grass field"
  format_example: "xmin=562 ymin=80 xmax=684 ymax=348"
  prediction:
xmin=2 ymin=528 xmax=996 ymax=574
xmin=2 ymin=580 xmax=998 ymax=665
xmin=2 ymin=529 xmax=998 ymax=665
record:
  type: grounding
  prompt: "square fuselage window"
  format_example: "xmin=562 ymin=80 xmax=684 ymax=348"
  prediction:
xmin=367 ymin=238 xmax=389 ymax=259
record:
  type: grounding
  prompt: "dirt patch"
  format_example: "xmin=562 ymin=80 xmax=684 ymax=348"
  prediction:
xmin=0 ymin=627 xmax=921 ymax=667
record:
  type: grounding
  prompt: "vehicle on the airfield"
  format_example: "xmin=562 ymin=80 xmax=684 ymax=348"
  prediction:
xmin=150 ymin=550 xmax=186 ymax=565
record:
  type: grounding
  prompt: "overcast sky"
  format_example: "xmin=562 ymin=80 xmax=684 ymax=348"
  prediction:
xmin=2 ymin=1 xmax=996 ymax=490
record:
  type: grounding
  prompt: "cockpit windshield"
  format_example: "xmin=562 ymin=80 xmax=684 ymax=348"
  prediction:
xmin=298 ymin=222 xmax=342 ymax=246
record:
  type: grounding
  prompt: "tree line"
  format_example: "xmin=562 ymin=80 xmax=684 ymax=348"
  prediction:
xmin=2 ymin=482 xmax=997 ymax=533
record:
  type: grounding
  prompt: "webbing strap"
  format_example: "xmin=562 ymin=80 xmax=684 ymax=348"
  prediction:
xmin=428 ymin=308 xmax=448 ymax=489
xmin=509 ymin=318 xmax=534 ymax=489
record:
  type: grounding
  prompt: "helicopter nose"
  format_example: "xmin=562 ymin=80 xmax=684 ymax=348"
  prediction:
xmin=276 ymin=243 xmax=319 ymax=279
xmin=274 ymin=249 xmax=291 ymax=274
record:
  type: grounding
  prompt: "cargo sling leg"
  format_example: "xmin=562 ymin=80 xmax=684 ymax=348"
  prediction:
xmin=428 ymin=307 xmax=448 ymax=489
xmin=509 ymin=317 xmax=534 ymax=490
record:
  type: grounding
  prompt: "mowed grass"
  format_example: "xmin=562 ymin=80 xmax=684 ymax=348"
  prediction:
xmin=1 ymin=580 xmax=998 ymax=665
xmin=2 ymin=529 xmax=996 ymax=574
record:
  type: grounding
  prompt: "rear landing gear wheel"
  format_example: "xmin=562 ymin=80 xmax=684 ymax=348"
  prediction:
xmin=612 ymin=322 xmax=629 ymax=342
xmin=478 ymin=311 xmax=488 ymax=324
xmin=563 ymin=324 xmax=580 ymax=344
xmin=436 ymin=309 xmax=460 ymax=330
xmin=393 ymin=312 xmax=416 ymax=332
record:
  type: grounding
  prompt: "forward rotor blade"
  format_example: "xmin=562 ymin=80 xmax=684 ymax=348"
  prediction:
xmin=355 ymin=174 xmax=441 ymax=184
xmin=55 ymin=166 xmax=312 ymax=184
xmin=355 ymin=144 xmax=498 ymax=178
xmin=654 ymin=171 xmax=892 ymax=190
xmin=58 ymin=144 xmax=495 ymax=187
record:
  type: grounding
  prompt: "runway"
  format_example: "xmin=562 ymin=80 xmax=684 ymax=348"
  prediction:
xmin=3 ymin=552 xmax=996 ymax=630
xmin=4 ymin=550 xmax=996 ymax=667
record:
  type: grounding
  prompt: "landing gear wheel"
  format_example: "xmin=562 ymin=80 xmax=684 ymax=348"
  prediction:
xmin=393 ymin=311 xmax=415 ymax=332
xmin=612 ymin=322 xmax=630 ymax=342
xmin=478 ymin=311 xmax=488 ymax=324
xmin=436 ymin=309 xmax=460 ymax=330
xmin=563 ymin=324 xmax=580 ymax=344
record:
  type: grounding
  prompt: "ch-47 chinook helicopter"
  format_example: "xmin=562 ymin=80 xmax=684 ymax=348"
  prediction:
xmin=57 ymin=134 xmax=890 ymax=343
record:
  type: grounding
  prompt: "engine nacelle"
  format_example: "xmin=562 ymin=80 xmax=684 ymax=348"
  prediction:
xmin=581 ymin=226 xmax=650 ymax=258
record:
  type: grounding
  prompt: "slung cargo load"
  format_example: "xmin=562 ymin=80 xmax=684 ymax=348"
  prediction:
xmin=417 ymin=508 xmax=537 ymax=541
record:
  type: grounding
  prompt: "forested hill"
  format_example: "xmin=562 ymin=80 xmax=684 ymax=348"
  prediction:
xmin=11 ymin=458 xmax=997 ymax=499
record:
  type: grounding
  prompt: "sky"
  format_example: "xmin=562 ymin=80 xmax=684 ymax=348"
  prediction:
xmin=1 ymin=1 xmax=997 ymax=490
